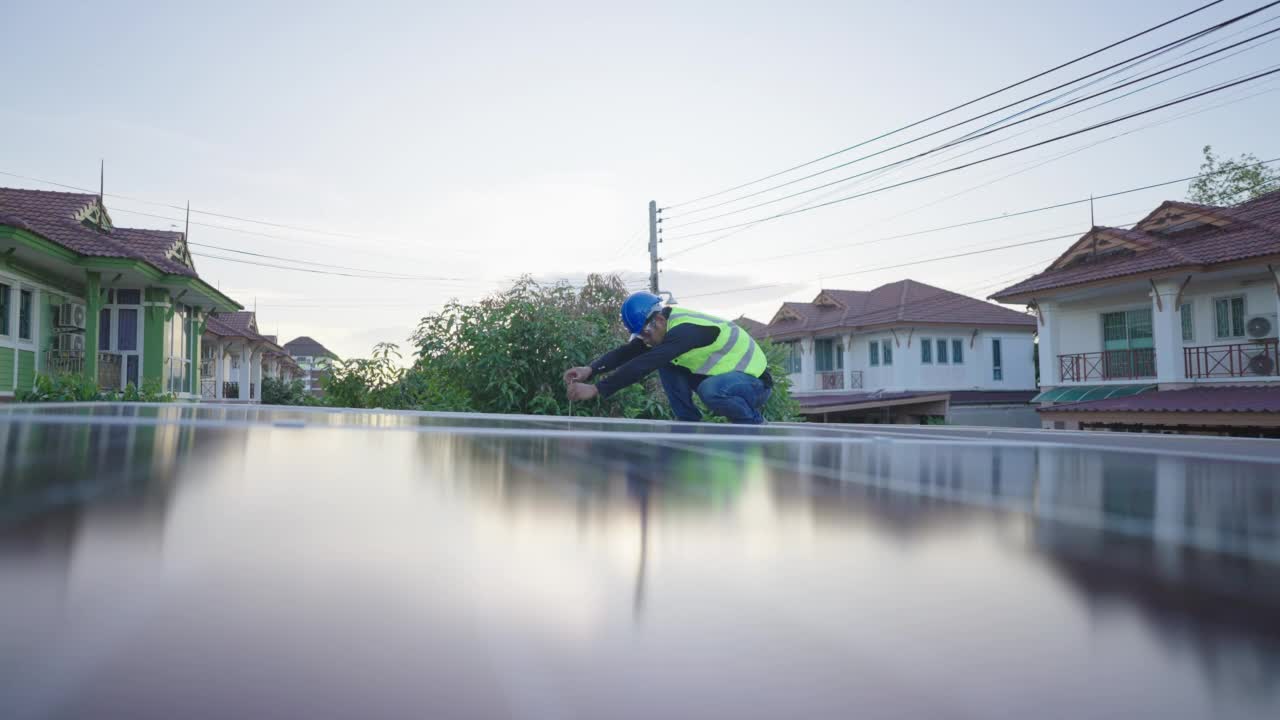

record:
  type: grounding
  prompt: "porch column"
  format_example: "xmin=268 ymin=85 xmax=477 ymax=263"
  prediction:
xmin=1150 ymin=279 xmax=1183 ymax=384
xmin=843 ymin=333 xmax=855 ymax=390
xmin=251 ymin=350 xmax=263 ymax=400
xmin=83 ymin=271 xmax=102 ymax=383
xmin=1035 ymin=301 xmax=1059 ymax=386
xmin=214 ymin=340 xmax=225 ymax=399
xmin=238 ymin=345 xmax=250 ymax=400
xmin=800 ymin=336 xmax=816 ymax=392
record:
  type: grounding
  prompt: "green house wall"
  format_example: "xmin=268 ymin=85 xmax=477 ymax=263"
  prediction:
xmin=16 ymin=349 xmax=35 ymax=390
xmin=0 ymin=347 xmax=13 ymax=391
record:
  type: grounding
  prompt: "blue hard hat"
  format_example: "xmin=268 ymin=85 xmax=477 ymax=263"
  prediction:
xmin=621 ymin=291 xmax=664 ymax=335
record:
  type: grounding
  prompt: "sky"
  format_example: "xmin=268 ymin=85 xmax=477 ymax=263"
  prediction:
xmin=2 ymin=0 xmax=1278 ymax=359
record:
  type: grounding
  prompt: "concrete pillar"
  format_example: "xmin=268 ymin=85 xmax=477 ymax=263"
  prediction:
xmin=1150 ymin=280 xmax=1183 ymax=384
xmin=214 ymin=340 xmax=225 ymax=399
xmin=251 ymin=350 xmax=263 ymax=400
xmin=801 ymin=336 xmax=816 ymax=392
xmin=1035 ymin=301 xmax=1058 ymax=386
xmin=238 ymin=345 xmax=249 ymax=400
xmin=83 ymin=271 xmax=102 ymax=383
xmin=843 ymin=333 xmax=856 ymax=390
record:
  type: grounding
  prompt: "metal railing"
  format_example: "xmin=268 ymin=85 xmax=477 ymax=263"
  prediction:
xmin=815 ymin=370 xmax=863 ymax=390
xmin=1184 ymin=339 xmax=1279 ymax=378
xmin=39 ymin=351 xmax=123 ymax=388
xmin=1059 ymin=349 xmax=1156 ymax=382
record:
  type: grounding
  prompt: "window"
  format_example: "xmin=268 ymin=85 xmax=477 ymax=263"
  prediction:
xmin=869 ymin=340 xmax=880 ymax=367
xmin=1180 ymin=302 xmax=1194 ymax=342
xmin=18 ymin=289 xmax=32 ymax=340
xmin=882 ymin=340 xmax=893 ymax=366
xmin=782 ymin=341 xmax=801 ymax=374
xmin=921 ymin=338 xmax=933 ymax=364
xmin=98 ymin=289 xmax=143 ymax=390
xmin=936 ymin=338 xmax=948 ymax=364
xmin=0 ymin=283 xmax=9 ymax=336
xmin=952 ymin=339 xmax=964 ymax=364
xmin=165 ymin=304 xmax=193 ymax=394
xmin=992 ymin=338 xmax=1003 ymax=381
xmin=1214 ymin=296 xmax=1246 ymax=338
xmin=1101 ymin=309 xmax=1154 ymax=350
xmin=814 ymin=338 xmax=842 ymax=372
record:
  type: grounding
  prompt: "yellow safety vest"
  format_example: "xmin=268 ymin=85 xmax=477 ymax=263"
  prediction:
xmin=665 ymin=307 xmax=768 ymax=378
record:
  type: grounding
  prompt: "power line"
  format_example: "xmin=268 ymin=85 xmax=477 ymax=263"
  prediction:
xmin=668 ymin=151 xmax=1280 ymax=265
xmin=661 ymin=66 xmax=1280 ymax=241
xmin=662 ymin=0 xmax=1229 ymax=210
xmin=665 ymin=25 xmax=1280 ymax=231
xmin=665 ymin=46 xmax=1280 ymax=261
xmin=192 ymin=252 xmax=485 ymax=281
xmin=186 ymin=241 xmax=477 ymax=282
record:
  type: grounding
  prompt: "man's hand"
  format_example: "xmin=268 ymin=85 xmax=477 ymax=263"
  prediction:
xmin=563 ymin=366 xmax=593 ymax=384
xmin=567 ymin=382 xmax=599 ymax=402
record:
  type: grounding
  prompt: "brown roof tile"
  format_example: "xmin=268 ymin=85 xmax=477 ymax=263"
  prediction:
xmin=992 ymin=189 xmax=1280 ymax=301
xmin=1038 ymin=385 xmax=1280 ymax=414
xmin=762 ymin=279 xmax=1034 ymax=339
xmin=0 ymin=186 xmax=202 ymax=279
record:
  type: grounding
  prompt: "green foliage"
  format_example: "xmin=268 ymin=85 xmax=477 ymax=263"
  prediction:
xmin=18 ymin=373 xmax=105 ymax=402
xmin=16 ymin=374 xmax=174 ymax=403
xmin=323 ymin=273 xmax=800 ymax=422
xmin=261 ymin=376 xmax=322 ymax=406
xmin=1187 ymin=145 xmax=1279 ymax=206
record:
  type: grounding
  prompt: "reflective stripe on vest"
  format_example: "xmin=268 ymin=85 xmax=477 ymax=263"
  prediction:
xmin=665 ymin=307 xmax=768 ymax=378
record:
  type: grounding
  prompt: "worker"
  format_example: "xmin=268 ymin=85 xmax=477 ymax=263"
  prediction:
xmin=563 ymin=291 xmax=773 ymax=424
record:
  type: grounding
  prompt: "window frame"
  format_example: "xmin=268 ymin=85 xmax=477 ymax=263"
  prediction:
xmin=936 ymin=338 xmax=948 ymax=364
xmin=1213 ymin=295 xmax=1247 ymax=339
xmin=951 ymin=338 xmax=964 ymax=364
xmin=0 ymin=282 xmax=10 ymax=337
xmin=992 ymin=338 xmax=1003 ymax=381
xmin=1180 ymin=301 xmax=1194 ymax=343
xmin=921 ymin=337 xmax=933 ymax=364
xmin=869 ymin=340 xmax=880 ymax=367
xmin=882 ymin=338 xmax=893 ymax=366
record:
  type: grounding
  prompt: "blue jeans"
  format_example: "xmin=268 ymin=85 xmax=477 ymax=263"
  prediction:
xmin=658 ymin=366 xmax=772 ymax=425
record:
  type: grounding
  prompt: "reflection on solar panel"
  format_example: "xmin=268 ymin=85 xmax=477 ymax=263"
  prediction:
xmin=2 ymin=404 xmax=1279 ymax=719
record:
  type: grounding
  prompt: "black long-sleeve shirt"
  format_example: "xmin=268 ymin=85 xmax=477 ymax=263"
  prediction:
xmin=589 ymin=317 xmax=771 ymax=399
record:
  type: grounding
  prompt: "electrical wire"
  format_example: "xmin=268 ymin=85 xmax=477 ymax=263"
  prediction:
xmin=663 ymin=0 xmax=1230 ymax=210
xmin=660 ymin=66 xmax=1280 ymax=242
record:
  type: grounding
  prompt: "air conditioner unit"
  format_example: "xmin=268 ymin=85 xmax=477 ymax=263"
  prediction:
xmin=57 ymin=302 xmax=87 ymax=329
xmin=55 ymin=332 xmax=86 ymax=353
xmin=1245 ymin=348 xmax=1277 ymax=376
xmin=1246 ymin=313 xmax=1277 ymax=340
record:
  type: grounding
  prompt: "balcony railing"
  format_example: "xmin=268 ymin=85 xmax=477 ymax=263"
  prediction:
xmin=1184 ymin=339 xmax=1279 ymax=379
xmin=815 ymin=370 xmax=863 ymax=390
xmin=1059 ymin=349 xmax=1156 ymax=382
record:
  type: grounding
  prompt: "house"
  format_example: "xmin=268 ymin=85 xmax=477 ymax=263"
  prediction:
xmin=990 ymin=189 xmax=1280 ymax=437
xmin=733 ymin=315 xmax=768 ymax=339
xmin=1 ymin=187 xmax=240 ymax=399
xmin=757 ymin=279 xmax=1038 ymax=424
xmin=283 ymin=336 xmax=338 ymax=398
xmin=201 ymin=313 xmax=301 ymax=402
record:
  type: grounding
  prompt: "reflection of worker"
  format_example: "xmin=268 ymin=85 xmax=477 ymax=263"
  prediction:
xmin=564 ymin=291 xmax=773 ymax=424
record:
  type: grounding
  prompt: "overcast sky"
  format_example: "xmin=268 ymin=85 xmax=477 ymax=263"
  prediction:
xmin=3 ymin=0 xmax=1278 ymax=358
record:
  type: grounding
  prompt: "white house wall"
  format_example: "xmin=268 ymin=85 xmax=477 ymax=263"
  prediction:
xmin=789 ymin=326 xmax=1036 ymax=393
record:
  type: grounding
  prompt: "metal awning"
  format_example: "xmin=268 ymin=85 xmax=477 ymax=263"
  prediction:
xmin=1033 ymin=384 xmax=1157 ymax=403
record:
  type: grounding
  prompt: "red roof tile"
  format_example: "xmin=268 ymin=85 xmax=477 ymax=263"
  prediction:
xmin=1038 ymin=385 xmax=1280 ymax=414
xmin=762 ymin=279 xmax=1034 ymax=339
xmin=992 ymin=189 xmax=1280 ymax=301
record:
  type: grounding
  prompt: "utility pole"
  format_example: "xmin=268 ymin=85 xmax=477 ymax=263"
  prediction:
xmin=648 ymin=200 xmax=660 ymax=293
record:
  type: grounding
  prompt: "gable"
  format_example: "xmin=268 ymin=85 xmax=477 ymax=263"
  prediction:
xmin=811 ymin=290 xmax=845 ymax=309
xmin=1135 ymin=202 xmax=1234 ymax=234
xmin=1048 ymin=228 xmax=1159 ymax=271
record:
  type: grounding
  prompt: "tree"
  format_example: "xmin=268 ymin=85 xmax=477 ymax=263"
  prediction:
xmin=1187 ymin=145 xmax=1278 ymax=206
xmin=321 ymin=273 xmax=803 ymax=422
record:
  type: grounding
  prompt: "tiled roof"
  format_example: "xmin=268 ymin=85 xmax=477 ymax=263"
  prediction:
xmin=1038 ymin=385 xmax=1280 ymax=414
xmin=762 ymin=279 xmax=1034 ymax=339
xmin=948 ymin=390 xmax=1039 ymax=405
xmin=992 ymin=189 xmax=1280 ymax=301
xmin=797 ymin=390 xmax=943 ymax=409
xmin=0 ymin=187 xmax=202 ymax=278
xmin=284 ymin=336 xmax=337 ymax=359
xmin=733 ymin=316 xmax=768 ymax=338
xmin=204 ymin=314 xmax=251 ymax=339
xmin=216 ymin=311 xmax=259 ymax=335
